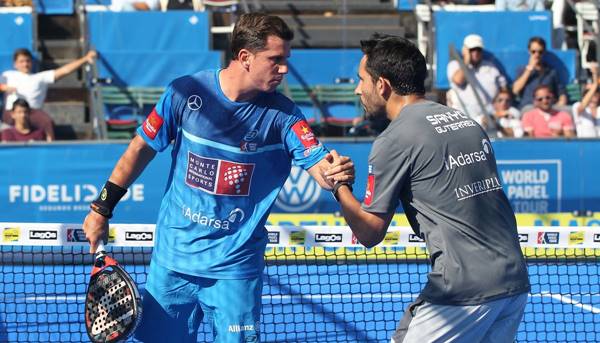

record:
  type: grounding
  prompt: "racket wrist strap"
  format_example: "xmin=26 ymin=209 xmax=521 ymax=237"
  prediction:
xmin=332 ymin=181 xmax=352 ymax=202
xmin=90 ymin=181 xmax=127 ymax=219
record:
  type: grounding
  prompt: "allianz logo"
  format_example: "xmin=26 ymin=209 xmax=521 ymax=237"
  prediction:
xmin=444 ymin=139 xmax=493 ymax=171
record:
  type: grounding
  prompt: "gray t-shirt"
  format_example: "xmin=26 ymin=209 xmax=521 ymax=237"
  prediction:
xmin=362 ymin=100 xmax=530 ymax=305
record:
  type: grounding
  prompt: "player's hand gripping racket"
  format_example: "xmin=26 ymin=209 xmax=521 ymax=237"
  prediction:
xmin=85 ymin=242 xmax=142 ymax=342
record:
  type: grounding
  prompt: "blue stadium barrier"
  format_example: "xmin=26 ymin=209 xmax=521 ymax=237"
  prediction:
xmin=33 ymin=0 xmax=74 ymax=14
xmin=396 ymin=0 xmax=422 ymax=11
xmin=0 ymin=13 xmax=33 ymax=76
xmin=286 ymin=49 xmax=363 ymax=122
xmin=434 ymin=11 xmax=555 ymax=88
xmin=96 ymin=51 xmax=223 ymax=87
xmin=87 ymin=11 xmax=210 ymax=51
xmin=287 ymin=49 xmax=362 ymax=86
xmin=0 ymin=13 xmax=33 ymax=53
xmin=487 ymin=49 xmax=577 ymax=85
xmin=0 ymin=53 xmax=13 ymax=74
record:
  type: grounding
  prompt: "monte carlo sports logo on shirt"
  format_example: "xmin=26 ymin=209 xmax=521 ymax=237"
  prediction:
xmin=143 ymin=108 xmax=163 ymax=140
xmin=186 ymin=151 xmax=254 ymax=196
xmin=364 ymin=164 xmax=375 ymax=206
xmin=292 ymin=120 xmax=319 ymax=148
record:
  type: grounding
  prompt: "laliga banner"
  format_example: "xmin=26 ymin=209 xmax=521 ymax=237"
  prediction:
xmin=1 ymin=140 xmax=600 ymax=223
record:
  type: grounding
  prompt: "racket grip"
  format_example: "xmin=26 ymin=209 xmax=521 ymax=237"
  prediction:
xmin=96 ymin=242 xmax=106 ymax=254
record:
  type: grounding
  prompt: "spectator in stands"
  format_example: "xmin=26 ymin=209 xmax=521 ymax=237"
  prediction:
xmin=0 ymin=48 xmax=96 ymax=141
xmin=486 ymin=89 xmax=523 ymax=137
xmin=1 ymin=99 xmax=47 ymax=142
xmin=1 ymin=0 xmax=32 ymax=6
xmin=110 ymin=0 xmax=160 ymax=11
xmin=495 ymin=0 xmax=544 ymax=11
xmin=512 ymin=37 xmax=567 ymax=109
xmin=521 ymin=85 xmax=575 ymax=137
xmin=446 ymin=34 xmax=507 ymax=126
xmin=572 ymin=64 xmax=600 ymax=137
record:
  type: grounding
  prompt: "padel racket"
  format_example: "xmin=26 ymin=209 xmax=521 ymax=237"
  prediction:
xmin=85 ymin=242 xmax=142 ymax=343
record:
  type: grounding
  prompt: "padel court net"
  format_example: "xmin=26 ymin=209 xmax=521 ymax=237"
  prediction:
xmin=0 ymin=223 xmax=599 ymax=342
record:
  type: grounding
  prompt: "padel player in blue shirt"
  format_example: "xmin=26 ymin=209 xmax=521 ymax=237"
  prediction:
xmin=83 ymin=13 xmax=355 ymax=343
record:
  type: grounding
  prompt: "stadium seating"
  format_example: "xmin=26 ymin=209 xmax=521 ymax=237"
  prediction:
xmin=284 ymin=49 xmax=363 ymax=128
xmin=32 ymin=0 xmax=74 ymax=14
xmin=434 ymin=11 xmax=564 ymax=89
xmin=86 ymin=10 xmax=222 ymax=138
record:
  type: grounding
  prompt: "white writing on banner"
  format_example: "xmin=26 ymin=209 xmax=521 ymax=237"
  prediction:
xmin=8 ymin=184 xmax=145 ymax=213
xmin=9 ymin=184 xmax=144 ymax=203
xmin=498 ymin=160 xmax=561 ymax=213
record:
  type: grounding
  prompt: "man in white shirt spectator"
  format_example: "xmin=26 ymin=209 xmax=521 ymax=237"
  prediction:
xmin=447 ymin=34 xmax=508 ymax=126
xmin=0 ymin=48 xmax=96 ymax=141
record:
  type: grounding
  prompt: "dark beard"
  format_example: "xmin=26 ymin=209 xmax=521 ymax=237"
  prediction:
xmin=365 ymin=106 xmax=387 ymax=122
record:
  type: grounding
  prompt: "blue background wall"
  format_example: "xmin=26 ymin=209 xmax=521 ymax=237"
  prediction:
xmin=1 ymin=139 xmax=599 ymax=223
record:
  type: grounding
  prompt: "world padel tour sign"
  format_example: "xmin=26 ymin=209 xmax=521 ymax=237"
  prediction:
xmin=498 ymin=160 xmax=561 ymax=213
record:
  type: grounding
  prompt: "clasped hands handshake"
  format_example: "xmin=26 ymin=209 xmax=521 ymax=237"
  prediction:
xmin=323 ymin=150 xmax=355 ymax=190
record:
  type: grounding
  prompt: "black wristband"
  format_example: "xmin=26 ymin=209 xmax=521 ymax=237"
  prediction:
xmin=91 ymin=181 xmax=128 ymax=218
xmin=332 ymin=181 xmax=352 ymax=202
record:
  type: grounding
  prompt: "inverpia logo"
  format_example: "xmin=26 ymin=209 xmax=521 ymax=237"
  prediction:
xmin=275 ymin=166 xmax=321 ymax=212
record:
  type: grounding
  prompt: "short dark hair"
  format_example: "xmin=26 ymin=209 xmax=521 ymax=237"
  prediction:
xmin=13 ymin=48 xmax=33 ymax=62
xmin=533 ymin=84 xmax=553 ymax=97
xmin=360 ymin=33 xmax=427 ymax=96
xmin=230 ymin=13 xmax=294 ymax=60
xmin=12 ymin=98 xmax=30 ymax=111
xmin=528 ymin=36 xmax=546 ymax=51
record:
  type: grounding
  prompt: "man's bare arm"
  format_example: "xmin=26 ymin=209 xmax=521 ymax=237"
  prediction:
xmin=83 ymin=135 xmax=156 ymax=253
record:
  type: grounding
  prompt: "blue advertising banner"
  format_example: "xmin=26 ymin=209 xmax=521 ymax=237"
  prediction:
xmin=1 ymin=139 xmax=600 ymax=223
xmin=1 ymin=143 xmax=169 ymax=224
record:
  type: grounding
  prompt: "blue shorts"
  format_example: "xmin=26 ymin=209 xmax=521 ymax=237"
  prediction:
xmin=134 ymin=261 xmax=262 ymax=343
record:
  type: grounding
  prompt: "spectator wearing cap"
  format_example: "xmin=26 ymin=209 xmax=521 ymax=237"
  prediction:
xmin=521 ymin=85 xmax=575 ymax=137
xmin=446 ymin=34 xmax=508 ymax=128
xmin=512 ymin=36 xmax=567 ymax=109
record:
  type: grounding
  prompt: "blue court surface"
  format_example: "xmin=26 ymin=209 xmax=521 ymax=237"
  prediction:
xmin=0 ymin=263 xmax=598 ymax=342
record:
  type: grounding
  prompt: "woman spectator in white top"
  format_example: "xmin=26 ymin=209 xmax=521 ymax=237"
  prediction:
xmin=572 ymin=64 xmax=600 ymax=138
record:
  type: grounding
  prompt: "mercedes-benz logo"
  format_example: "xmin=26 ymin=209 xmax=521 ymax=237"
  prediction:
xmin=187 ymin=95 xmax=203 ymax=111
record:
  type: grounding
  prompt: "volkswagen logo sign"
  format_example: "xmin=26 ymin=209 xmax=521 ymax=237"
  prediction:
xmin=187 ymin=95 xmax=203 ymax=111
xmin=275 ymin=166 xmax=321 ymax=212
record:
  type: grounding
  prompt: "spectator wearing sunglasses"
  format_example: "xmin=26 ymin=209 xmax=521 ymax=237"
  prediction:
xmin=446 ymin=34 xmax=507 ymax=124
xmin=486 ymin=90 xmax=523 ymax=138
xmin=521 ymin=85 xmax=574 ymax=137
xmin=512 ymin=37 xmax=567 ymax=109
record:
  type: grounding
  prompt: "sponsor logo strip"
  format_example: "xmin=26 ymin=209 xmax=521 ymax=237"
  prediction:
xmin=1 ymin=225 xmax=600 ymax=257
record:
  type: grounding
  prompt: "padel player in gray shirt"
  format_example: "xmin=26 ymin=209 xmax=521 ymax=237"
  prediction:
xmin=327 ymin=34 xmax=530 ymax=342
